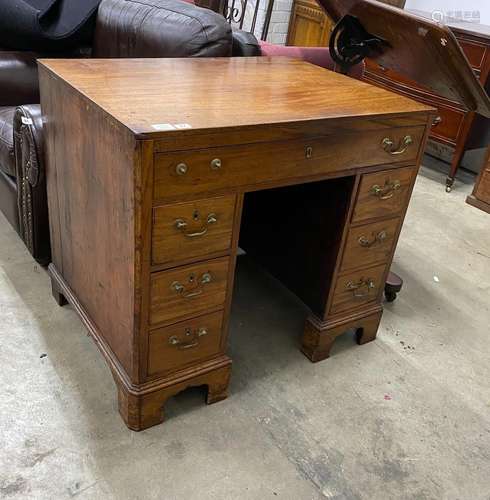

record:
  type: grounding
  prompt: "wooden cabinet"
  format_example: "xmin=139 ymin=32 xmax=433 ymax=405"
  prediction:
xmin=286 ymin=0 xmax=333 ymax=47
xmin=363 ymin=12 xmax=490 ymax=192
xmin=286 ymin=0 xmax=405 ymax=47
xmin=39 ymin=57 xmax=431 ymax=431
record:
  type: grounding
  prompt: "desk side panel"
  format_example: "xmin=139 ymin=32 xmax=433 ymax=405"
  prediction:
xmin=40 ymin=68 xmax=137 ymax=377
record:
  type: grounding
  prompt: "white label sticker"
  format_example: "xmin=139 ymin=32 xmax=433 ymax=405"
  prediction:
xmin=174 ymin=123 xmax=192 ymax=129
xmin=21 ymin=116 xmax=33 ymax=125
xmin=152 ymin=123 xmax=176 ymax=131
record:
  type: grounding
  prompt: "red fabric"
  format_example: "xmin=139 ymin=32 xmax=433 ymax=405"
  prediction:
xmin=181 ymin=0 xmax=195 ymax=3
xmin=258 ymin=41 xmax=365 ymax=80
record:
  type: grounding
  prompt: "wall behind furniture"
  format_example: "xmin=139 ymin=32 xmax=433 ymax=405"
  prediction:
xmin=405 ymin=0 xmax=490 ymax=24
xmin=267 ymin=0 xmax=294 ymax=44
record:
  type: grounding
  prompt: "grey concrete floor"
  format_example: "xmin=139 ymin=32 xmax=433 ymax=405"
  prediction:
xmin=1 ymin=162 xmax=489 ymax=500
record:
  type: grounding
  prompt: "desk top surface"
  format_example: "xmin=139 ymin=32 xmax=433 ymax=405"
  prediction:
xmin=39 ymin=57 xmax=432 ymax=138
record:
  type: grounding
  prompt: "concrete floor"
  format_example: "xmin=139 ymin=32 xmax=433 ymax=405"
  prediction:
xmin=1 ymin=161 xmax=489 ymax=500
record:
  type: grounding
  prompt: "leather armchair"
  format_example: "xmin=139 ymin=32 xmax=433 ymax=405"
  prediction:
xmin=14 ymin=105 xmax=50 ymax=264
xmin=0 ymin=49 xmax=40 ymax=248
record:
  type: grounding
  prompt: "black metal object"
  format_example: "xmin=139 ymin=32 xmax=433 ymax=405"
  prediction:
xmin=329 ymin=15 xmax=388 ymax=73
xmin=221 ymin=0 xmax=276 ymax=40
xmin=384 ymin=272 xmax=403 ymax=303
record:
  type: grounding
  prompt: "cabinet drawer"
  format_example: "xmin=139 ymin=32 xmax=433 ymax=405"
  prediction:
xmin=330 ymin=264 xmax=386 ymax=315
xmin=150 ymin=257 xmax=230 ymax=327
xmin=459 ymin=39 xmax=487 ymax=71
xmin=352 ymin=166 xmax=416 ymax=223
xmin=430 ymin=105 xmax=465 ymax=143
xmin=341 ymin=217 xmax=400 ymax=272
xmin=153 ymin=127 xmax=424 ymax=198
xmin=152 ymin=195 xmax=236 ymax=265
xmin=148 ymin=311 xmax=224 ymax=376
xmin=365 ymin=62 xmax=427 ymax=95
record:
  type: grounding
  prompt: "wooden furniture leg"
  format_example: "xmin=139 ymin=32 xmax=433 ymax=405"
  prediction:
xmin=115 ymin=361 xmax=232 ymax=431
xmin=301 ymin=307 xmax=383 ymax=362
xmin=445 ymin=142 xmax=466 ymax=192
xmin=445 ymin=115 xmax=475 ymax=192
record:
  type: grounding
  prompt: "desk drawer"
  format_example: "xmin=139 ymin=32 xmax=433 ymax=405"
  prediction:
xmin=148 ymin=311 xmax=224 ymax=376
xmin=352 ymin=166 xmax=416 ymax=223
xmin=152 ymin=195 xmax=236 ymax=265
xmin=431 ymin=105 xmax=465 ymax=143
xmin=153 ymin=127 xmax=424 ymax=199
xmin=150 ymin=257 xmax=230 ymax=327
xmin=341 ymin=217 xmax=400 ymax=272
xmin=330 ymin=264 xmax=386 ymax=315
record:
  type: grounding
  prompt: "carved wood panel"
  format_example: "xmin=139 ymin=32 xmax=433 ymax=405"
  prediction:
xmin=286 ymin=0 xmax=333 ymax=47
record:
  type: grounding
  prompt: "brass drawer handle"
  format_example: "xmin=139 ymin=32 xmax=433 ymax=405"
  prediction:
xmin=346 ymin=278 xmax=375 ymax=298
xmin=171 ymin=272 xmax=212 ymax=298
xmin=174 ymin=213 xmax=217 ymax=237
xmin=382 ymin=135 xmax=413 ymax=155
xmin=432 ymin=116 xmax=442 ymax=126
xmin=358 ymin=230 xmax=387 ymax=248
xmin=168 ymin=327 xmax=208 ymax=350
xmin=370 ymin=180 xmax=401 ymax=200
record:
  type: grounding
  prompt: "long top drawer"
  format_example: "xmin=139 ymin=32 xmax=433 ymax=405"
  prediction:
xmin=153 ymin=126 xmax=425 ymax=199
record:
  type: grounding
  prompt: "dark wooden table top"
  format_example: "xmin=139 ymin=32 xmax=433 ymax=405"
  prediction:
xmin=39 ymin=57 xmax=432 ymax=139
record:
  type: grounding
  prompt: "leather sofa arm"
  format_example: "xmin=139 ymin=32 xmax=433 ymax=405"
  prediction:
xmin=231 ymin=29 xmax=261 ymax=57
xmin=13 ymin=104 xmax=51 ymax=265
xmin=0 ymin=49 xmax=40 ymax=106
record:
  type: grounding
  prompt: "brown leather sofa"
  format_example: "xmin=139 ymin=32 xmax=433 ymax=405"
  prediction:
xmin=0 ymin=51 xmax=39 ymax=243
xmin=0 ymin=0 xmax=233 ymax=265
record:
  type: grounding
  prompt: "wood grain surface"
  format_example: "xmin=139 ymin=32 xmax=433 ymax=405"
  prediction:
xmin=153 ymin=126 xmax=424 ymax=200
xmin=38 ymin=58 xmax=432 ymax=138
xmin=352 ymin=166 xmax=416 ymax=223
xmin=150 ymin=257 xmax=230 ymax=327
xmin=340 ymin=217 xmax=400 ymax=272
xmin=152 ymin=195 xmax=236 ymax=265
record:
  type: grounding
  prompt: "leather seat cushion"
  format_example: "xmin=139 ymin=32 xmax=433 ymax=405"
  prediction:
xmin=92 ymin=0 xmax=232 ymax=58
xmin=0 ymin=107 xmax=16 ymax=177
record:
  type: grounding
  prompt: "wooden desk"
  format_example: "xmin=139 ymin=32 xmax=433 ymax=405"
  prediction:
xmin=39 ymin=58 xmax=433 ymax=430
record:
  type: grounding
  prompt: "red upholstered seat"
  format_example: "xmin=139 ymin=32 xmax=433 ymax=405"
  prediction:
xmin=259 ymin=41 xmax=364 ymax=79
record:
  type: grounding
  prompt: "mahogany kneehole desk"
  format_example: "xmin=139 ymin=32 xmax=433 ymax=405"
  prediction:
xmin=39 ymin=57 xmax=433 ymax=431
